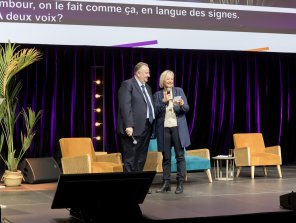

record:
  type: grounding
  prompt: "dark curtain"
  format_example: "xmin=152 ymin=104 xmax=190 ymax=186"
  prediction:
xmin=1 ymin=44 xmax=296 ymax=169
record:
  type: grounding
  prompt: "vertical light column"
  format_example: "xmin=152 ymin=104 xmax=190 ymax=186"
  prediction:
xmin=92 ymin=66 xmax=104 ymax=151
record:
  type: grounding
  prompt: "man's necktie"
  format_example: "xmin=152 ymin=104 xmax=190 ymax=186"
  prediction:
xmin=141 ymin=85 xmax=154 ymax=124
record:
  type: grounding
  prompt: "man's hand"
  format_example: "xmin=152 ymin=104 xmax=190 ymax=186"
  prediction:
xmin=125 ymin=127 xmax=133 ymax=136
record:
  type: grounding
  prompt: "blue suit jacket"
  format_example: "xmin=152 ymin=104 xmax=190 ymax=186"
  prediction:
xmin=117 ymin=77 xmax=154 ymax=136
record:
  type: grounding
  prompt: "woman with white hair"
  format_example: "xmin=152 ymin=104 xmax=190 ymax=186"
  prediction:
xmin=153 ymin=70 xmax=190 ymax=194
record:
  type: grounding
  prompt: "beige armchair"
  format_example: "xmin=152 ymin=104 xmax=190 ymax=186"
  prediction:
xmin=59 ymin=138 xmax=123 ymax=174
xmin=233 ymin=133 xmax=282 ymax=179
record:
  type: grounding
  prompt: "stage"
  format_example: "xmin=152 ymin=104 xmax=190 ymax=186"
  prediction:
xmin=1 ymin=165 xmax=296 ymax=222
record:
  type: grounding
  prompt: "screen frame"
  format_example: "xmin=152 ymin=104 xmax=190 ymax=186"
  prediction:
xmin=1 ymin=0 xmax=296 ymax=52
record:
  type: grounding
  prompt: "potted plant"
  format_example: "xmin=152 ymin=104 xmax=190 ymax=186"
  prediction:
xmin=0 ymin=41 xmax=42 ymax=186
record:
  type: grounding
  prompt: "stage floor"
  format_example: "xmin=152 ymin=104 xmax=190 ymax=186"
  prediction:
xmin=1 ymin=165 xmax=296 ymax=222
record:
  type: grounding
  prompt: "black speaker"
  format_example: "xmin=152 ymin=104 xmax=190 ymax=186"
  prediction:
xmin=51 ymin=171 xmax=156 ymax=222
xmin=280 ymin=191 xmax=296 ymax=210
xmin=19 ymin=157 xmax=61 ymax=184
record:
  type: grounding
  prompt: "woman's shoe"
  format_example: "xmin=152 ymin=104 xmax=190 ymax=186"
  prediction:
xmin=156 ymin=180 xmax=171 ymax=193
xmin=175 ymin=180 xmax=183 ymax=194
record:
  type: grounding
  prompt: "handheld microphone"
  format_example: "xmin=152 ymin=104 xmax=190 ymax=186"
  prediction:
xmin=131 ymin=136 xmax=138 ymax=144
xmin=167 ymin=88 xmax=172 ymax=100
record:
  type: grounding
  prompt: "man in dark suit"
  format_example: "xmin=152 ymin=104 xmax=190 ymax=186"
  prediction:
xmin=117 ymin=62 xmax=155 ymax=172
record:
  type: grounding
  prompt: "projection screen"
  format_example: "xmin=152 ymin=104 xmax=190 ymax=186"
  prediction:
xmin=1 ymin=0 xmax=296 ymax=52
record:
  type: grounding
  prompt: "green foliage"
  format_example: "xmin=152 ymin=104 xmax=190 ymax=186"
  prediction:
xmin=0 ymin=41 xmax=42 ymax=171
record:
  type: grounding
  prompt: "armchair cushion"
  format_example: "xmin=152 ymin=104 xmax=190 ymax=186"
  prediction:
xmin=60 ymin=137 xmax=96 ymax=161
xmin=251 ymin=153 xmax=280 ymax=166
xmin=171 ymin=149 xmax=211 ymax=172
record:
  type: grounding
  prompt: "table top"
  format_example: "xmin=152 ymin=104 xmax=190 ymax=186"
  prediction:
xmin=212 ymin=155 xmax=235 ymax=160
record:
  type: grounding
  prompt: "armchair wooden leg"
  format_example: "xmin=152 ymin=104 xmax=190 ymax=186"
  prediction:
xmin=263 ymin=166 xmax=267 ymax=176
xmin=185 ymin=172 xmax=188 ymax=182
xmin=236 ymin=167 xmax=241 ymax=177
xmin=205 ymin=169 xmax=212 ymax=183
xmin=277 ymin=165 xmax=282 ymax=178
xmin=251 ymin=166 xmax=255 ymax=179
